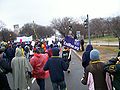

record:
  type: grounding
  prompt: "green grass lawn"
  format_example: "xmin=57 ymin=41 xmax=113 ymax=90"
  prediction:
xmin=78 ymin=36 xmax=119 ymax=61
xmin=85 ymin=36 xmax=118 ymax=42
xmin=78 ymin=45 xmax=119 ymax=61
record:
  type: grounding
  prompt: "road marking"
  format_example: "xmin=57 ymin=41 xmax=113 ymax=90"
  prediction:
xmin=28 ymin=78 xmax=36 ymax=90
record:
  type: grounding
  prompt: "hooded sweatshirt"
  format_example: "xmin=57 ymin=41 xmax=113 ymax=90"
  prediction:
xmin=82 ymin=45 xmax=93 ymax=68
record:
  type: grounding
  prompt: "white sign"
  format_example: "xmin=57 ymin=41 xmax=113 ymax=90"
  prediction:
xmin=14 ymin=36 xmax=33 ymax=42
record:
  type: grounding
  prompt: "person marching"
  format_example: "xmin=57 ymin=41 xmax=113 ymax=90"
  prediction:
xmin=62 ymin=46 xmax=71 ymax=73
xmin=82 ymin=44 xmax=93 ymax=69
xmin=0 ymin=47 xmax=12 ymax=90
xmin=44 ymin=47 xmax=69 ymax=90
xmin=30 ymin=48 xmax=49 ymax=90
xmin=81 ymin=49 xmax=112 ymax=90
xmin=11 ymin=48 xmax=33 ymax=90
xmin=104 ymin=51 xmax=120 ymax=90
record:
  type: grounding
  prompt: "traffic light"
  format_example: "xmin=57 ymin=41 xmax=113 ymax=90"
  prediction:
xmin=84 ymin=19 xmax=88 ymax=29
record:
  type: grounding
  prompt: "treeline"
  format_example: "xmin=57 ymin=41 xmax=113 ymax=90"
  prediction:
xmin=0 ymin=16 xmax=120 ymax=43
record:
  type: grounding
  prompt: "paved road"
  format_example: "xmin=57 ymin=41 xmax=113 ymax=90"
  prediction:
xmin=7 ymin=50 xmax=88 ymax=90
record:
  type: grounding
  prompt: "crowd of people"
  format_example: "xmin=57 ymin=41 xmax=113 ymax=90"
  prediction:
xmin=0 ymin=39 xmax=120 ymax=90
xmin=81 ymin=44 xmax=120 ymax=90
xmin=0 ymin=40 xmax=71 ymax=90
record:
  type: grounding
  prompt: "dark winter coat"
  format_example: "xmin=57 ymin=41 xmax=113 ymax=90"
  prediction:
xmin=5 ymin=47 xmax=15 ymax=62
xmin=81 ymin=60 xmax=112 ymax=90
xmin=44 ymin=56 xmax=69 ymax=83
xmin=0 ymin=53 xmax=12 ymax=90
xmin=104 ymin=57 xmax=120 ymax=90
xmin=82 ymin=45 xmax=93 ymax=68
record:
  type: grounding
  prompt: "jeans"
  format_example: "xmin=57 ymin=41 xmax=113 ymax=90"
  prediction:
xmin=52 ymin=81 xmax=66 ymax=90
xmin=36 ymin=78 xmax=45 ymax=90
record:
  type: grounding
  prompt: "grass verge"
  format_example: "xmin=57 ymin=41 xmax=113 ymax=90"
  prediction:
xmin=78 ymin=45 xmax=119 ymax=61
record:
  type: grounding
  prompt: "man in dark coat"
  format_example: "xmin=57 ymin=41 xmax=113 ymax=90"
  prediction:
xmin=44 ymin=47 xmax=69 ymax=90
xmin=82 ymin=44 xmax=93 ymax=68
xmin=0 ymin=47 xmax=12 ymax=90
xmin=80 ymin=39 xmax=84 ymax=51
xmin=5 ymin=44 xmax=15 ymax=65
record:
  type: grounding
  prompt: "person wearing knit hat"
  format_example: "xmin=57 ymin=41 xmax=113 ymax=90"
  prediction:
xmin=90 ymin=49 xmax=100 ymax=61
xmin=44 ymin=47 xmax=69 ymax=90
xmin=81 ymin=49 xmax=112 ymax=90
xmin=52 ymin=47 xmax=60 ymax=56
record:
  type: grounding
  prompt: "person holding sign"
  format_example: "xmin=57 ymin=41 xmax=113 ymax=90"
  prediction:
xmin=62 ymin=46 xmax=71 ymax=73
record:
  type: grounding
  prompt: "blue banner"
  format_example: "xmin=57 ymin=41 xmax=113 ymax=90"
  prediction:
xmin=64 ymin=36 xmax=80 ymax=50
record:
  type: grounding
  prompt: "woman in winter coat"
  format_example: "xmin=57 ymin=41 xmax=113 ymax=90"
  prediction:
xmin=11 ymin=48 xmax=33 ymax=90
xmin=82 ymin=44 xmax=93 ymax=68
xmin=30 ymin=48 xmax=49 ymax=90
xmin=81 ymin=49 xmax=112 ymax=90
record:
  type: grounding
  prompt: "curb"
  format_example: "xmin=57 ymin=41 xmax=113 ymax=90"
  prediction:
xmin=72 ymin=49 xmax=82 ymax=60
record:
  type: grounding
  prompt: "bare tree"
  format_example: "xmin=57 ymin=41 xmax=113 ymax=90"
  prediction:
xmin=111 ymin=16 xmax=120 ymax=49
xmin=51 ymin=17 xmax=85 ymax=38
xmin=90 ymin=18 xmax=107 ymax=37
xmin=0 ymin=28 xmax=16 ymax=41
xmin=20 ymin=23 xmax=55 ymax=39
xmin=51 ymin=17 xmax=72 ymax=36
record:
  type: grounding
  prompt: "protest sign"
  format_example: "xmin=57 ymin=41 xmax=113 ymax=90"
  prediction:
xmin=64 ymin=36 xmax=80 ymax=50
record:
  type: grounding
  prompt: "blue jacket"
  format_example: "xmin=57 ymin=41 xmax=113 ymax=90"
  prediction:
xmin=44 ymin=56 xmax=69 ymax=83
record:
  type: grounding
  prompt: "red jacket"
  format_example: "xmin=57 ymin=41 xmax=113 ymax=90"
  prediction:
xmin=30 ymin=53 xmax=49 ymax=79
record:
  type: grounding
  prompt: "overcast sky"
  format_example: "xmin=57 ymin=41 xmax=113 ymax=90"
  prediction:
xmin=0 ymin=0 xmax=120 ymax=30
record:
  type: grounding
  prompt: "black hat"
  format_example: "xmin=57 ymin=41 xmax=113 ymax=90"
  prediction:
xmin=52 ymin=47 xmax=60 ymax=56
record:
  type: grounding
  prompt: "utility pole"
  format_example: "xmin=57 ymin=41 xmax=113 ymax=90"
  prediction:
xmin=84 ymin=14 xmax=91 ymax=45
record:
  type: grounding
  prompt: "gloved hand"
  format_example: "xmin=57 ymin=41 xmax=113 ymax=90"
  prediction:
xmin=28 ymin=71 xmax=32 ymax=78
xmin=117 ymin=56 xmax=120 ymax=61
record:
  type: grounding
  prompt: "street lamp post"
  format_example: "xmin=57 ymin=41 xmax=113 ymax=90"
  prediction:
xmin=84 ymin=14 xmax=91 ymax=45
xmin=87 ymin=14 xmax=91 ymax=45
xmin=68 ymin=20 xmax=73 ymax=38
